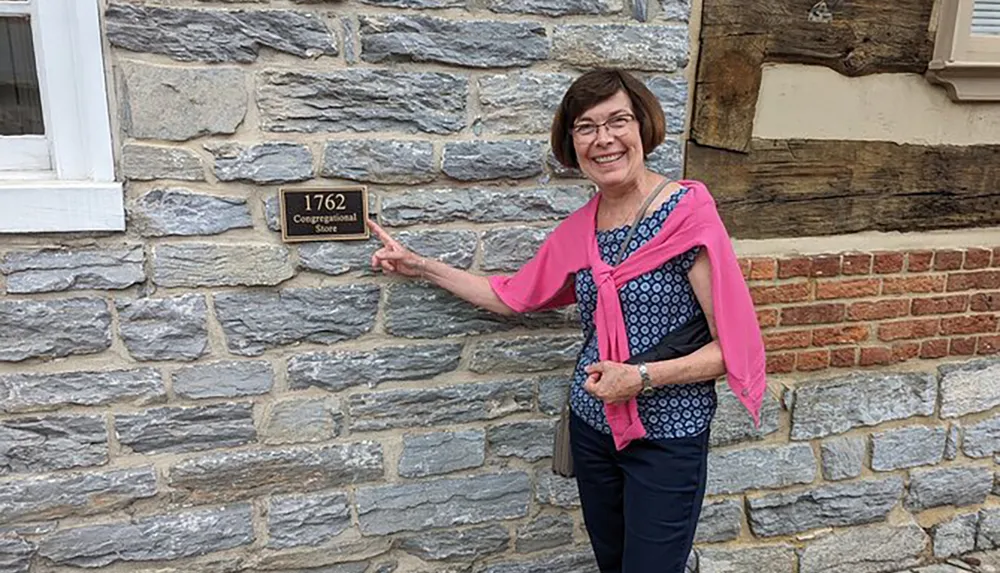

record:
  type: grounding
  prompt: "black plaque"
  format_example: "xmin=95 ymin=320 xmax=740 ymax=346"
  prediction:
xmin=279 ymin=186 xmax=370 ymax=243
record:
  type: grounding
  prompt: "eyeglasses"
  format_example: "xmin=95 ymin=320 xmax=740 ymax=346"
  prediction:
xmin=571 ymin=113 xmax=636 ymax=138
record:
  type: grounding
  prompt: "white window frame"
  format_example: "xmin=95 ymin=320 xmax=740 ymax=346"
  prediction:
xmin=0 ymin=0 xmax=123 ymax=233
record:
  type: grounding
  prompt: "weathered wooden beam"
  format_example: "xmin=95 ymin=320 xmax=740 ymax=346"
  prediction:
xmin=693 ymin=0 xmax=937 ymax=152
xmin=686 ymin=139 xmax=1000 ymax=239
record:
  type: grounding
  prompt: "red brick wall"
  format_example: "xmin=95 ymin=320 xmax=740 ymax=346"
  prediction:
xmin=740 ymin=247 xmax=1000 ymax=374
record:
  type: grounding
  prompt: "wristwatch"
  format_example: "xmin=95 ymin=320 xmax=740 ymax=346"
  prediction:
xmin=637 ymin=362 xmax=654 ymax=395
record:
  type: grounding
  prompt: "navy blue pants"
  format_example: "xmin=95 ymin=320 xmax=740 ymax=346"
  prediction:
xmin=570 ymin=412 xmax=709 ymax=573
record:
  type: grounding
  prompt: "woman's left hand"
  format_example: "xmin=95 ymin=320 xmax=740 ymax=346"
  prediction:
xmin=583 ymin=361 xmax=643 ymax=403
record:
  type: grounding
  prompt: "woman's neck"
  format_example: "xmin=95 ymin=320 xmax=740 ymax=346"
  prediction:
xmin=600 ymin=170 xmax=663 ymax=208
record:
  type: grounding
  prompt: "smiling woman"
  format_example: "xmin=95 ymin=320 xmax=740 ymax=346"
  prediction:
xmin=369 ymin=69 xmax=764 ymax=573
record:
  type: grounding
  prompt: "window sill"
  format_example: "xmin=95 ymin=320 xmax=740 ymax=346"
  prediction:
xmin=927 ymin=61 xmax=1000 ymax=101
xmin=0 ymin=180 xmax=124 ymax=233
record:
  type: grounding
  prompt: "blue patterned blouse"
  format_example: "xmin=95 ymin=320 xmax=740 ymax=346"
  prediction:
xmin=569 ymin=187 xmax=717 ymax=439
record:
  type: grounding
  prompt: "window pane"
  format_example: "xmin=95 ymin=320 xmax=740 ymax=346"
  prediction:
xmin=0 ymin=15 xmax=44 ymax=135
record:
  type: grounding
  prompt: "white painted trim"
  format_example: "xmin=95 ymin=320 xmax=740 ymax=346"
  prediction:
xmin=0 ymin=180 xmax=124 ymax=232
xmin=0 ymin=0 xmax=123 ymax=233
xmin=0 ymin=2 xmax=30 ymax=16
xmin=0 ymin=136 xmax=50 ymax=170
xmin=34 ymin=0 xmax=116 ymax=181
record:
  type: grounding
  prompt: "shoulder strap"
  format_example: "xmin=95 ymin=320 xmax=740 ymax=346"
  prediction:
xmin=612 ymin=178 xmax=672 ymax=266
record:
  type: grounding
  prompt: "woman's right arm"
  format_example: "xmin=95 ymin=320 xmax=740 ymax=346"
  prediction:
xmin=368 ymin=220 xmax=516 ymax=316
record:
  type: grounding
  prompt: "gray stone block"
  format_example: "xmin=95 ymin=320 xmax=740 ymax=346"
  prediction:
xmin=979 ymin=507 xmax=1000 ymax=550
xmin=710 ymin=380 xmax=781 ymax=447
xmin=168 ymin=442 xmax=383 ymax=504
xmin=268 ymin=491 xmax=350 ymax=549
xmin=356 ymin=472 xmax=530 ymax=535
xmin=172 ymin=361 xmax=274 ymax=400
xmin=209 ymin=142 xmax=313 ymax=184
xmin=349 ymin=379 xmax=534 ymax=432
xmin=488 ymin=420 xmax=557 ymax=461
xmin=820 ymin=435 xmax=865 ymax=481
xmin=321 ymin=139 xmax=435 ymax=184
xmin=287 ymin=343 xmax=462 ymax=393
xmin=360 ymin=15 xmax=548 ymax=68
xmin=1 ymin=246 xmax=145 ymax=293
xmin=442 ymin=140 xmax=545 ymax=181
xmin=906 ymin=466 xmax=993 ymax=511
xmin=122 ymin=144 xmax=205 ymax=181
xmin=933 ymin=513 xmax=978 ymax=558
xmin=747 ymin=476 xmax=903 ymax=537
xmin=264 ymin=194 xmax=282 ymax=232
xmin=0 ymin=523 xmax=55 ymax=537
xmin=546 ymin=150 xmax=586 ymax=179
xmin=399 ymin=430 xmax=486 ymax=478
xmin=481 ymin=226 xmax=553 ymax=272
xmin=254 ymin=537 xmax=390 ymax=572
xmin=119 ymin=61 xmax=246 ymax=141
xmin=790 ymin=372 xmax=937 ymax=440
xmin=384 ymin=282 xmax=572 ymax=339
xmin=694 ymin=499 xmax=743 ymax=543
xmin=479 ymin=551 xmax=599 ymax=573
xmin=646 ymin=138 xmax=683 ymax=179
xmin=538 ymin=376 xmax=571 ymax=416
xmin=706 ymin=443 xmax=816 ymax=495
xmin=106 ymin=4 xmax=336 ymax=62
xmin=940 ymin=359 xmax=1000 ymax=418
xmin=0 ymin=414 xmax=107 ymax=476
xmin=699 ymin=545 xmax=796 ymax=573
xmin=0 ymin=467 xmax=156 ymax=524
xmin=871 ymin=425 xmax=947 ymax=471
xmin=215 ymin=285 xmax=378 ymax=355
xmin=552 ymin=24 xmax=688 ymax=71
xmin=130 ymin=189 xmax=251 ymax=237
xmin=398 ymin=525 xmax=510 ymax=561
xmin=297 ymin=239 xmax=380 ymax=277
xmin=964 ymin=415 xmax=1000 ymax=458
xmin=658 ymin=0 xmax=691 ymax=20
xmin=516 ymin=514 xmax=573 ymax=553
xmin=0 ymin=297 xmax=111 ymax=362
xmin=398 ymin=230 xmax=478 ymax=270
xmin=798 ymin=523 xmax=927 ymax=573
xmin=535 ymin=468 xmax=580 ymax=508
xmin=359 ymin=0 xmax=463 ymax=6
xmin=380 ymin=186 xmax=592 ymax=226
xmin=646 ymin=76 xmax=689 ymax=134
xmin=258 ymin=70 xmax=467 ymax=135
xmin=485 ymin=0 xmax=622 ymax=15
xmin=116 ymin=403 xmax=256 ymax=455
xmin=469 ymin=335 xmax=581 ymax=374
xmin=0 ymin=536 xmax=34 ymax=573
xmin=261 ymin=396 xmax=343 ymax=445
xmin=477 ymin=72 xmax=574 ymax=135
xmin=694 ymin=498 xmax=743 ymax=543
xmin=37 ymin=504 xmax=253 ymax=567
xmin=117 ymin=294 xmax=209 ymax=361
xmin=153 ymin=243 xmax=294 ymax=288
xmin=0 ymin=368 xmax=163 ymax=414
xmin=946 ymin=423 xmax=961 ymax=460
xmin=340 ymin=15 xmax=358 ymax=64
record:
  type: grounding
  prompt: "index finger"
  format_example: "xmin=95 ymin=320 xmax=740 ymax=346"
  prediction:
xmin=366 ymin=218 xmax=400 ymax=248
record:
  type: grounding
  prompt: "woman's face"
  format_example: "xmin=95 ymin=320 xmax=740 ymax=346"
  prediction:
xmin=571 ymin=90 xmax=645 ymax=191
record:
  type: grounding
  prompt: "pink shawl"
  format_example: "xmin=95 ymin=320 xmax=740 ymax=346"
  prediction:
xmin=488 ymin=180 xmax=766 ymax=450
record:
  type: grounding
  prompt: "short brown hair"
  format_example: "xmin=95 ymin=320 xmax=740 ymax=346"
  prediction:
xmin=551 ymin=69 xmax=666 ymax=169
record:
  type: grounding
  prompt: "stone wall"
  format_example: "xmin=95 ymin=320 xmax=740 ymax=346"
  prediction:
xmin=1 ymin=1 xmax=999 ymax=572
